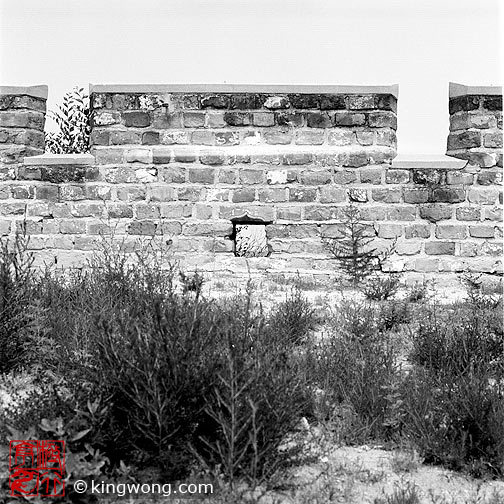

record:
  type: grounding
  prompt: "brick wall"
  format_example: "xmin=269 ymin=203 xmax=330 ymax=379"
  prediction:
xmin=0 ymin=83 xmax=501 ymax=286
xmin=0 ymin=86 xmax=47 ymax=169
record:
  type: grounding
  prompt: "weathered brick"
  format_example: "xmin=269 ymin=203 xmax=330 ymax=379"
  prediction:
xmin=184 ymin=112 xmax=206 ymax=128
xmin=110 ymin=131 xmax=141 ymax=145
xmin=412 ymin=169 xmax=442 ymax=185
xmin=477 ymin=171 xmax=502 ymax=186
xmin=360 ymin=168 xmax=382 ymax=185
xmin=349 ymin=188 xmax=368 ymax=203
xmin=387 ymin=206 xmax=416 ymax=221
xmin=161 ymin=131 xmax=189 ymax=145
xmin=378 ymin=224 xmax=402 ymax=238
xmin=224 ymin=112 xmax=251 ymax=126
xmin=263 ymin=96 xmax=289 ymax=109
xmin=446 ymin=171 xmax=474 ymax=185
xmin=277 ymin=207 xmax=302 ymax=220
xmin=435 ymin=225 xmax=466 ymax=239
xmin=200 ymin=151 xmax=225 ymax=165
xmin=319 ymin=186 xmax=346 ymax=203
xmin=376 ymin=130 xmax=396 ymax=147
xmin=469 ymin=226 xmax=496 ymax=238
xmin=90 ymin=130 xmax=110 ymax=146
xmin=152 ymin=111 xmax=182 ymax=129
xmin=304 ymin=205 xmax=342 ymax=221
xmin=396 ymin=241 xmax=422 ymax=255
xmin=127 ymin=220 xmax=157 ymax=235
xmin=403 ymin=188 xmax=429 ymax=204
xmin=239 ymin=169 xmax=263 ymax=184
xmin=347 ymin=95 xmax=375 ymax=110
xmin=343 ymin=151 xmax=368 ymax=168
xmin=429 ymin=188 xmax=465 ymax=203
xmin=190 ymin=130 xmax=214 ymax=146
xmin=11 ymin=185 xmax=34 ymax=199
xmin=455 ymin=207 xmax=480 ymax=221
xmin=372 ymin=188 xmax=400 ymax=203
xmin=232 ymin=188 xmax=255 ymax=203
xmin=176 ymin=187 xmax=203 ymax=201
xmin=60 ymin=220 xmax=86 ymax=234
xmin=116 ymin=186 xmax=145 ymax=201
xmin=230 ymin=94 xmax=260 ymax=109
xmin=123 ymin=111 xmax=151 ymax=127
xmin=258 ymin=188 xmax=287 ymax=203
xmin=485 ymin=207 xmax=502 ymax=221
xmin=468 ymin=188 xmax=499 ymax=205
xmin=319 ymin=95 xmax=346 ymax=110
xmin=327 ymin=130 xmax=354 ymax=146
xmin=276 ymin=112 xmax=304 ymax=127
xmin=367 ymin=112 xmax=397 ymax=129
xmin=415 ymin=258 xmax=439 ymax=272
xmin=160 ymin=204 xmax=192 ymax=218
xmin=483 ymin=132 xmax=503 ymax=149
xmin=0 ymin=110 xmax=44 ymax=129
xmin=159 ymin=166 xmax=185 ymax=183
xmin=188 ymin=168 xmax=215 ymax=184
xmin=425 ymin=242 xmax=455 ymax=255
xmin=449 ymin=95 xmax=480 ymax=114
xmin=263 ymin=130 xmax=293 ymax=145
xmin=35 ymin=185 xmax=59 ymax=201
xmin=405 ymin=223 xmax=431 ymax=239
xmin=482 ymin=96 xmax=502 ymax=111
xmin=289 ymin=188 xmax=317 ymax=202
xmin=149 ymin=186 xmax=176 ymax=201
xmin=107 ymin=204 xmax=134 ymax=219
xmin=307 ymin=113 xmax=332 ymax=128
xmin=252 ymin=112 xmax=275 ymax=127
xmin=299 ymin=169 xmax=331 ymax=185
xmin=356 ymin=131 xmax=374 ymax=146
xmin=160 ymin=221 xmax=183 ymax=235
xmin=183 ymin=222 xmax=232 ymax=236
xmin=283 ymin=153 xmax=314 ymax=165
xmin=386 ymin=170 xmax=410 ymax=184
xmin=60 ymin=185 xmax=86 ymax=201
xmin=333 ymin=112 xmax=365 ymax=126
xmin=333 ymin=170 xmax=357 ymax=185
xmin=420 ymin=205 xmax=452 ymax=222
xmin=201 ymin=95 xmax=230 ymax=109
xmin=295 ymin=130 xmax=325 ymax=145
xmin=447 ymin=131 xmax=481 ymax=150
xmin=215 ymin=132 xmax=240 ymax=146
xmin=358 ymin=206 xmax=386 ymax=221
xmin=288 ymin=94 xmax=319 ymax=109
xmin=207 ymin=113 xmax=226 ymax=128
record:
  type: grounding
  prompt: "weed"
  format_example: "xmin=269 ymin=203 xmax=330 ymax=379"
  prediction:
xmin=374 ymin=481 xmax=421 ymax=504
xmin=364 ymin=274 xmax=401 ymax=301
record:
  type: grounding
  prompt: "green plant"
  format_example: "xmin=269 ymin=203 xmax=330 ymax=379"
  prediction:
xmin=270 ymin=284 xmax=316 ymax=345
xmin=364 ymin=274 xmax=401 ymax=301
xmin=45 ymin=87 xmax=90 ymax=154
xmin=323 ymin=205 xmax=395 ymax=286
xmin=374 ymin=481 xmax=421 ymax=504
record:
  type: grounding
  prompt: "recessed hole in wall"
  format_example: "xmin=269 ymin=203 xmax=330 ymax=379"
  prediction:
xmin=230 ymin=214 xmax=272 ymax=258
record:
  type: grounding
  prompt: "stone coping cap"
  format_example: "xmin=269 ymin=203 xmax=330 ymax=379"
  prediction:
xmin=90 ymin=83 xmax=399 ymax=98
xmin=0 ymin=85 xmax=48 ymax=99
xmin=392 ymin=154 xmax=467 ymax=169
xmin=449 ymin=82 xmax=502 ymax=98
xmin=24 ymin=153 xmax=95 ymax=166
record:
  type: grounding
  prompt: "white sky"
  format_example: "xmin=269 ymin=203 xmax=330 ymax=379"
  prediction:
xmin=0 ymin=0 xmax=501 ymax=154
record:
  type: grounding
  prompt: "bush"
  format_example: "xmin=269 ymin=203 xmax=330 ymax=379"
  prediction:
xmin=363 ymin=274 xmax=401 ymax=301
xmin=269 ymin=284 xmax=316 ymax=345
xmin=45 ymin=87 xmax=90 ymax=154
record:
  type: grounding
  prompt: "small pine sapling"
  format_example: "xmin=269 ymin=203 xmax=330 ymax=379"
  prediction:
xmin=323 ymin=205 xmax=395 ymax=286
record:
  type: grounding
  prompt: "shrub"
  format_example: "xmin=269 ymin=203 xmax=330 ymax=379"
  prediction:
xmin=269 ymin=284 xmax=316 ymax=345
xmin=363 ymin=274 xmax=401 ymax=301
xmin=45 ymin=87 xmax=90 ymax=154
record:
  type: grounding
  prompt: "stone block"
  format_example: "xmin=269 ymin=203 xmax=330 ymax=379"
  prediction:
xmin=333 ymin=170 xmax=357 ymax=185
xmin=378 ymin=223 xmax=402 ymax=238
xmin=200 ymin=151 xmax=225 ymax=165
xmin=387 ymin=206 xmax=416 ymax=221
xmin=289 ymin=188 xmax=317 ymax=202
xmin=307 ymin=112 xmax=332 ymax=128
xmin=239 ymin=168 xmax=263 ymax=184
xmin=396 ymin=241 xmax=422 ymax=255
xmin=403 ymin=188 xmax=429 ymax=204
xmin=218 ymin=168 xmax=237 ymax=184
xmin=447 ymin=131 xmax=481 ymax=150
xmin=191 ymin=130 xmax=214 ymax=145
xmin=469 ymin=226 xmax=496 ymax=238
xmin=446 ymin=171 xmax=474 ymax=185
xmin=299 ymin=169 xmax=331 ymax=185
xmin=59 ymin=220 xmax=86 ymax=234
xmin=468 ymin=188 xmax=499 ymax=205
xmin=142 ymin=131 xmax=160 ymax=145
xmin=348 ymin=188 xmax=368 ymax=202
xmin=263 ymin=129 xmax=293 ymax=145
xmin=319 ymin=186 xmax=346 ymax=203
xmin=425 ymin=242 xmax=456 ymax=255
xmin=188 ymin=168 xmax=216 ymax=184
xmin=224 ymin=112 xmax=251 ymax=126
xmin=183 ymin=112 xmax=206 ymax=128
xmin=295 ymin=130 xmax=325 ymax=145
xmin=107 ymin=204 xmax=134 ymax=219
xmin=258 ymin=188 xmax=287 ymax=203
xmin=347 ymin=95 xmax=375 ymax=110
xmin=429 ymin=188 xmax=465 ymax=203
xmin=405 ymin=223 xmax=431 ymax=239
xmin=449 ymin=95 xmax=480 ymax=114
xmin=35 ymin=185 xmax=59 ymax=201
xmin=435 ymin=225 xmax=467 ymax=239
xmin=150 ymin=186 xmax=176 ymax=201
xmin=356 ymin=131 xmax=375 ymax=146
xmin=232 ymin=188 xmax=255 ymax=203
xmin=160 ymin=221 xmax=183 ymax=235
xmin=127 ymin=220 xmax=157 ymax=235
xmin=277 ymin=207 xmax=302 ymax=220
xmin=343 ymin=151 xmax=368 ymax=168
xmin=263 ymin=96 xmax=289 ymax=109
xmin=483 ymin=132 xmax=503 ymax=149
xmin=420 ymin=205 xmax=452 ymax=222
xmin=161 ymin=131 xmax=189 ymax=145
xmin=484 ymin=207 xmax=502 ymax=221
xmin=177 ymin=187 xmax=203 ymax=201
xmin=367 ymin=112 xmax=397 ymax=129
xmin=201 ymin=95 xmax=230 ymax=108
xmin=123 ymin=111 xmax=151 ymax=127
xmin=456 ymin=207 xmax=481 ymax=221
xmin=334 ymin=112 xmax=366 ymax=126
xmin=319 ymin=95 xmax=346 ymax=110
xmin=372 ymin=188 xmax=401 ymax=203
xmin=110 ymin=131 xmax=141 ymax=145
xmin=415 ymin=257 xmax=439 ymax=272
xmin=327 ymin=130 xmax=354 ymax=146
xmin=386 ymin=170 xmax=410 ymax=184
xmin=183 ymin=222 xmax=233 ymax=236
xmin=477 ymin=171 xmax=502 ymax=186
xmin=207 ymin=113 xmax=226 ymax=128
xmin=276 ymin=112 xmax=304 ymax=127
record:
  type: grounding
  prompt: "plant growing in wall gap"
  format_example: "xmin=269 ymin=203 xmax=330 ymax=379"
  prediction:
xmin=45 ymin=87 xmax=90 ymax=154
